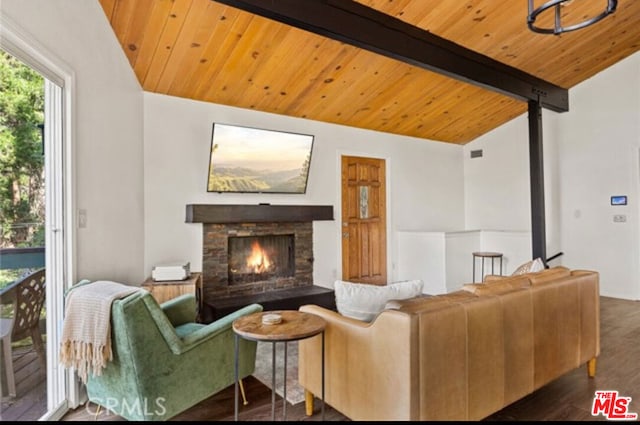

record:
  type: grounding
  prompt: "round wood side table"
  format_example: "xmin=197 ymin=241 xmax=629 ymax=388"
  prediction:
xmin=232 ymin=310 xmax=326 ymax=421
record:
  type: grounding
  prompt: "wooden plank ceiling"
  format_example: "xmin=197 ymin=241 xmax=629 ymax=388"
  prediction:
xmin=98 ymin=0 xmax=640 ymax=145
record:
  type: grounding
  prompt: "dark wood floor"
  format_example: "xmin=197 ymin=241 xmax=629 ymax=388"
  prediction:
xmin=5 ymin=296 xmax=640 ymax=421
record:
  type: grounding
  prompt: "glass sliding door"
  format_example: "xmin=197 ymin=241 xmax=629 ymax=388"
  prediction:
xmin=1 ymin=15 xmax=76 ymax=420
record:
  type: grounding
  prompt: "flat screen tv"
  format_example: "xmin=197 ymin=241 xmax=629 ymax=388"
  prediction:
xmin=207 ymin=123 xmax=314 ymax=194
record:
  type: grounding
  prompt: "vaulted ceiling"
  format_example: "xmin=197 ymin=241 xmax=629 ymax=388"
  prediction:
xmin=98 ymin=0 xmax=640 ymax=144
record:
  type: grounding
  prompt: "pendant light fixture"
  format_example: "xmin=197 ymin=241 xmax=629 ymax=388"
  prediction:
xmin=527 ymin=0 xmax=617 ymax=35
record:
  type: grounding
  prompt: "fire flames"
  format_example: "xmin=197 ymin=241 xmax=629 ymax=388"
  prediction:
xmin=246 ymin=241 xmax=272 ymax=273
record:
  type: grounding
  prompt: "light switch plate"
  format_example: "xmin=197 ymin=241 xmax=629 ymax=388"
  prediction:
xmin=613 ymin=214 xmax=627 ymax=223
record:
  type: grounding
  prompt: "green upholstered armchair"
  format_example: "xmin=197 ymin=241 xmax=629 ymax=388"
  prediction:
xmin=85 ymin=290 xmax=262 ymax=421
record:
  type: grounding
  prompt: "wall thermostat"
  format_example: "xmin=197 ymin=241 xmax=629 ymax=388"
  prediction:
xmin=611 ymin=195 xmax=627 ymax=206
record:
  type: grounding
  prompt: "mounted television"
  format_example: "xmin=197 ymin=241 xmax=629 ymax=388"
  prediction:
xmin=207 ymin=123 xmax=314 ymax=194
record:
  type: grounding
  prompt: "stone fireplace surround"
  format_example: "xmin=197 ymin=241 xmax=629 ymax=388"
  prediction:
xmin=203 ymin=221 xmax=313 ymax=300
xmin=186 ymin=204 xmax=334 ymax=310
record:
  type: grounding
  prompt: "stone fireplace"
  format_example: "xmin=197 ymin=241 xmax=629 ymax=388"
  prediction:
xmin=186 ymin=204 xmax=334 ymax=308
xmin=202 ymin=221 xmax=313 ymax=300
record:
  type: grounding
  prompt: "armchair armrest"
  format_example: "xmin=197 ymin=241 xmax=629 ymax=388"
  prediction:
xmin=161 ymin=293 xmax=197 ymax=326
xmin=147 ymin=300 xmax=264 ymax=355
xmin=181 ymin=303 xmax=263 ymax=349
xmin=64 ymin=279 xmax=92 ymax=298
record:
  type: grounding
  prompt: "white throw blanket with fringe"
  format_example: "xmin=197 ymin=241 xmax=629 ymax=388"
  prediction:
xmin=59 ymin=280 xmax=143 ymax=383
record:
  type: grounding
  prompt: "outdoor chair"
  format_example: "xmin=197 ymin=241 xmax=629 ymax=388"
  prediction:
xmin=0 ymin=268 xmax=46 ymax=398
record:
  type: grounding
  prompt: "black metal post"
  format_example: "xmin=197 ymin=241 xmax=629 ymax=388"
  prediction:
xmin=528 ymin=100 xmax=547 ymax=264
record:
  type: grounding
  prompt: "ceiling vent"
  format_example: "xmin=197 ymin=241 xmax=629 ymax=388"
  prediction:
xmin=470 ymin=149 xmax=483 ymax=158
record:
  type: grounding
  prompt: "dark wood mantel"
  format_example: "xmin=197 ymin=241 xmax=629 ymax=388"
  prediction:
xmin=185 ymin=204 xmax=334 ymax=224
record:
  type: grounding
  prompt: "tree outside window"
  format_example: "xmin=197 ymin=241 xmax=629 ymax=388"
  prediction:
xmin=0 ymin=51 xmax=45 ymax=288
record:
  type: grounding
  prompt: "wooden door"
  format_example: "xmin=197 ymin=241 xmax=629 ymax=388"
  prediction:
xmin=341 ymin=155 xmax=387 ymax=285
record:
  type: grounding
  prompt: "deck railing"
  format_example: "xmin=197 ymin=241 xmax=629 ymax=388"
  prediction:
xmin=0 ymin=246 xmax=46 ymax=270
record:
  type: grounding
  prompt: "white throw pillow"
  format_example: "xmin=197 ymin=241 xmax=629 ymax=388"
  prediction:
xmin=511 ymin=257 xmax=545 ymax=276
xmin=334 ymin=279 xmax=424 ymax=322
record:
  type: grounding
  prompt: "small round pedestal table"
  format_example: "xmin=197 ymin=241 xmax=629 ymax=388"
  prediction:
xmin=232 ymin=310 xmax=326 ymax=421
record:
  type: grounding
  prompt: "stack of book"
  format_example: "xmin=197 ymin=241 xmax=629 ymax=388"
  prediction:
xmin=151 ymin=261 xmax=191 ymax=282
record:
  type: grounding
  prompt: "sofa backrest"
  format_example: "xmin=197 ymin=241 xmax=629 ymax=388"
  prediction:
xmin=380 ymin=266 xmax=599 ymax=421
xmin=462 ymin=275 xmax=531 ymax=295
xmin=571 ymin=270 xmax=601 ymax=365
xmin=530 ymin=269 xmax=600 ymax=389
xmin=527 ymin=266 xmax=571 ymax=284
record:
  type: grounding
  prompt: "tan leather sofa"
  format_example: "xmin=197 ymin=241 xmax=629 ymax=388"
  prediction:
xmin=298 ymin=266 xmax=600 ymax=421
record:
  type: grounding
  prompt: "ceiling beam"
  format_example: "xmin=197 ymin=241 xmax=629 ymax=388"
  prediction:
xmin=213 ymin=0 xmax=569 ymax=113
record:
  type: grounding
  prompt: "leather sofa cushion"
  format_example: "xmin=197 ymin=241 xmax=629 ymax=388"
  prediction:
xmin=384 ymin=294 xmax=436 ymax=312
xmin=527 ymin=266 xmax=571 ymax=285
xmin=483 ymin=265 xmax=570 ymax=284
xmin=385 ymin=290 xmax=476 ymax=313
xmin=462 ymin=275 xmax=531 ymax=295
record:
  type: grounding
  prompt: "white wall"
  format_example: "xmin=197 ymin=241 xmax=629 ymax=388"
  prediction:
xmin=0 ymin=0 xmax=145 ymax=284
xmin=443 ymin=230 xmax=530 ymax=291
xmin=396 ymin=229 xmax=530 ymax=294
xmin=462 ymin=106 xmax=561 ymax=251
xmin=558 ymin=53 xmax=640 ymax=300
xmin=143 ymin=93 xmax=465 ymax=289
xmin=464 ymin=52 xmax=640 ymax=300
xmin=463 ymin=116 xmax=533 ymax=232
xmin=480 ymin=230 xmax=531 ymax=276
xmin=396 ymin=231 xmax=447 ymax=294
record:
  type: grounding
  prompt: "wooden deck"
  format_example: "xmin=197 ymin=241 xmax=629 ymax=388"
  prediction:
xmin=0 ymin=345 xmax=47 ymax=421
xmin=4 ymin=296 xmax=640 ymax=421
